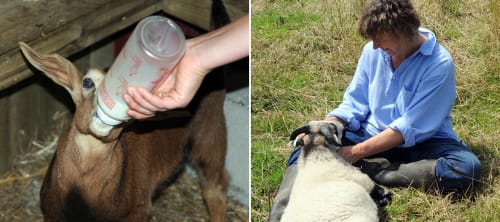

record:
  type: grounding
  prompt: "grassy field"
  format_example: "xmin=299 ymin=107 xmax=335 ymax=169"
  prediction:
xmin=251 ymin=0 xmax=499 ymax=221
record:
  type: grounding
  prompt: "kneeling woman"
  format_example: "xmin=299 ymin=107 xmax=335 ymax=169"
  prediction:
xmin=269 ymin=0 xmax=482 ymax=221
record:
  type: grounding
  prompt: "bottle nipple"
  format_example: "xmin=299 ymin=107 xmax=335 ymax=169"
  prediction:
xmin=90 ymin=108 xmax=119 ymax=137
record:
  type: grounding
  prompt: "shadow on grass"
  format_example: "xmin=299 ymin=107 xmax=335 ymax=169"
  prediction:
xmin=464 ymin=141 xmax=499 ymax=198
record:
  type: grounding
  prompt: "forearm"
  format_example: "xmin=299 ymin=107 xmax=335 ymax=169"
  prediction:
xmin=352 ymin=128 xmax=404 ymax=159
xmin=188 ymin=14 xmax=249 ymax=71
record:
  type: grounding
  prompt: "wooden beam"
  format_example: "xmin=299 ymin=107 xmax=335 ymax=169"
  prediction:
xmin=162 ymin=0 xmax=248 ymax=30
xmin=0 ymin=0 xmax=163 ymax=91
xmin=0 ymin=0 xmax=248 ymax=91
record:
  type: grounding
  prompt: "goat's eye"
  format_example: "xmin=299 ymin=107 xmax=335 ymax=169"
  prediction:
xmin=82 ymin=78 xmax=95 ymax=89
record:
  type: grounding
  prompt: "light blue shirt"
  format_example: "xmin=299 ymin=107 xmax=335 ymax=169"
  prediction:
xmin=327 ymin=28 xmax=460 ymax=147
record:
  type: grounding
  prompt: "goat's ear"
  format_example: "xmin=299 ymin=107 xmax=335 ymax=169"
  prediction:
xmin=19 ymin=42 xmax=82 ymax=99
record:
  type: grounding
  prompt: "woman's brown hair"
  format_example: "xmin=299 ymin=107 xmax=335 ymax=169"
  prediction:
xmin=358 ymin=0 xmax=421 ymax=41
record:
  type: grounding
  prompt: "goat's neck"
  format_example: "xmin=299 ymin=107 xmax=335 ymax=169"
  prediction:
xmin=64 ymin=124 xmax=121 ymax=174
xmin=51 ymin=124 xmax=124 ymax=203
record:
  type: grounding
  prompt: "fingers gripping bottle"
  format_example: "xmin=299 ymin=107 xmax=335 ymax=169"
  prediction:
xmin=90 ymin=16 xmax=186 ymax=137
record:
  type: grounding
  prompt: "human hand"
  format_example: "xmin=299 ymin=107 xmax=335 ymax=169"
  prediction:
xmin=124 ymin=15 xmax=249 ymax=119
xmin=124 ymin=43 xmax=209 ymax=119
xmin=337 ymin=145 xmax=362 ymax=164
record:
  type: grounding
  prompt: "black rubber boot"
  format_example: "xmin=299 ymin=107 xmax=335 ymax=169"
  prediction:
xmin=268 ymin=164 xmax=298 ymax=222
xmin=359 ymin=159 xmax=437 ymax=192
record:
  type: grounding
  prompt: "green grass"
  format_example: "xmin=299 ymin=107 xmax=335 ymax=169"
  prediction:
xmin=251 ymin=0 xmax=500 ymax=221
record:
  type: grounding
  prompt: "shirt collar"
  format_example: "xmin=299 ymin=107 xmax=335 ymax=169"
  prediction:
xmin=418 ymin=27 xmax=436 ymax=56
xmin=377 ymin=27 xmax=437 ymax=65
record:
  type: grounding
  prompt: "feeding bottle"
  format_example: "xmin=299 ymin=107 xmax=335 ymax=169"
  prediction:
xmin=90 ymin=16 xmax=186 ymax=137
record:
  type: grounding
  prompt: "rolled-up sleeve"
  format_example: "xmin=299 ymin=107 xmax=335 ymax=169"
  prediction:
xmin=389 ymin=58 xmax=456 ymax=147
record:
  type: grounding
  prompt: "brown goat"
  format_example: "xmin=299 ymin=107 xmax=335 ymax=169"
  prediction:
xmin=19 ymin=41 xmax=228 ymax=221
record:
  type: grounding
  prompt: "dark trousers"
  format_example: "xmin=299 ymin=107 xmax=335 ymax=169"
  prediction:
xmin=287 ymin=130 xmax=482 ymax=192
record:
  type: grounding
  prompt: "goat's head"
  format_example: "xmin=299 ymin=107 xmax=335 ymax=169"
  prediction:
xmin=19 ymin=42 xmax=122 ymax=142
xmin=289 ymin=121 xmax=345 ymax=158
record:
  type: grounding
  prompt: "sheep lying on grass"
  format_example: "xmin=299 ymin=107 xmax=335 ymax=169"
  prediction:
xmin=281 ymin=121 xmax=391 ymax=222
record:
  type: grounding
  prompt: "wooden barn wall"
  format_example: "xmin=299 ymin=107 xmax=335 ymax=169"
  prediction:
xmin=0 ymin=73 xmax=68 ymax=173
xmin=0 ymin=0 xmax=248 ymax=175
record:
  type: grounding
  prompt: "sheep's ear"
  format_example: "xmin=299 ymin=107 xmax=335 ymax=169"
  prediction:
xmin=329 ymin=121 xmax=345 ymax=145
xmin=290 ymin=125 xmax=310 ymax=141
xmin=323 ymin=123 xmax=343 ymax=147
xmin=19 ymin=42 xmax=82 ymax=102
xmin=291 ymin=137 xmax=305 ymax=148
xmin=331 ymin=134 xmax=342 ymax=147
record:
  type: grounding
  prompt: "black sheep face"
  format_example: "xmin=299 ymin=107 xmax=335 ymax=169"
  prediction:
xmin=290 ymin=121 xmax=345 ymax=157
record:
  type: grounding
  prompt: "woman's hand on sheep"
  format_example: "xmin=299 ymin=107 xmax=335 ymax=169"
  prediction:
xmin=339 ymin=129 xmax=404 ymax=164
xmin=338 ymin=145 xmax=363 ymax=164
